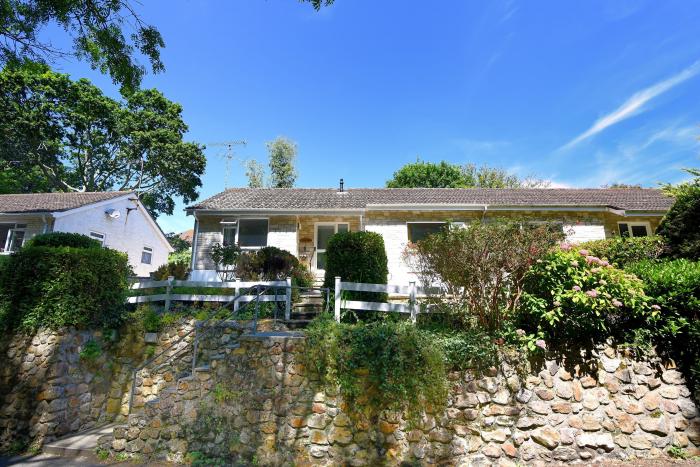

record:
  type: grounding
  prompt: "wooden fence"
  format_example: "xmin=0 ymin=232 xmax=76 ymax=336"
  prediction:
xmin=127 ymin=276 xmax=292 ymax=314
xmin=333 ymin=277 xmax=435 ymax=323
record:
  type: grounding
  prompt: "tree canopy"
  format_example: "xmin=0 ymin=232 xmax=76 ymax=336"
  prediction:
xmin=0 ymin=64 xmax=205 ymax=216
xmin=386 ymin=160 xmax=549 ymax=189
xmin=657 ymin=168 xmax=700 ymax=260
xmin=267 ymin=137 xmax=298 ymax=188
xmin=0 ymin=0 xmax=165 ymax=92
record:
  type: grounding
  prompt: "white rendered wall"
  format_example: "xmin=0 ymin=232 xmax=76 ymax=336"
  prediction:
xmin=564 ymin=224 xmax=607 ymax=243
xmin=53 ymin=197 xmax=170 ymax=277
xmin=268 ymin=221 xmax=298 ymax=256
xmin=364 ymin=219 xmax=417 ymax=285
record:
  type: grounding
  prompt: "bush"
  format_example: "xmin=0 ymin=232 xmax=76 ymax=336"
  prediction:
xmin=302 ymin=317 xmax=447 ymax=419
xmin=237 ymin=246 xmax=313 ymax=286
xmin=0 ymin=245 xmax=131 ymax=331
xmin=520 ymin=247 xmax=650 ymax=341
xmin=657 ymin=175 xmax=700 ymax=260
xmin=168 ymin=248 xmax=191 ymax=264
xmin=579 ymin=236 xmax=665 ymax=268
xmin=323 ymin=231 xmax=388 ymax=302
xmin=626 ymin=259 xmax=700 ymax=391
xmin=132 ymin=305 xmax=164 ymax=333
xmin=405 ymin=220 xmax=563 ymax=332
xmin=153 ymin=260 xmax=189 ymax=280
xmin=26 ymin=232 xmax=101 ymax=249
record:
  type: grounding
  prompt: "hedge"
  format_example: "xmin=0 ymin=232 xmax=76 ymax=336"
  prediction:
xmin=25 ymin=232 xmax=102 ymax=249
xmin=323 ymin=231 xmax=388 ymax=302
xmin=578 ymin=235 xmax=665 ymax=268
xmin=0 ymin=246 xmax=131 ymax=331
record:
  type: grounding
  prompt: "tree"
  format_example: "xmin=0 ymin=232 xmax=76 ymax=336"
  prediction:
xmin=165 ymin=232 xmax=190 ymax=253
xmin=303 ymin=0 xmax=334 ymax=9
xmin=245 ymin=159 xmax=265 ymax=188
xmin=386 ymin=159 xmax=549 ymax=189
xmin=0 ymin=65 xmax=206 ymax=216
xmin=0 ymin=0 xmax=165 ymax=92
xmin=601 ymin=183 xmax=643 ymax=189
xmin=657 ymin=169 xmax=700 ymax=260
xmin=267 ymin=137 xmax=297 ymax=188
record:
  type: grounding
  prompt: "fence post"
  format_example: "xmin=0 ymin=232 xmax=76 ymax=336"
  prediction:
xmin=285 ymin=277 xmax=292 ymax=321
xmin=409 ymin=281 xmax=417 ymax=324
xmin=334 ymin=276 xmax=341 ymax=323
xmin=233 ymin=278 xmax=241 ymax=312
xmin=164 ymin=276 xmax=174 ymax=312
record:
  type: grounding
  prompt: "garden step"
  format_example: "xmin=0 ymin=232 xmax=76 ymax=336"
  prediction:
xmin=42 ymin=423 xmax=117 ymax=458
xmin=283 ymin=319 xmax=313 ymax=329
xmin=194 ymin=365 xmax=211 ymax=372
xmin=225 ymin=343 xmax=240 ymax=349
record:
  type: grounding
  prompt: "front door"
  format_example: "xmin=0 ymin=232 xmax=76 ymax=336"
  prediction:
xmin=315 ymin=223 xmax=349 ymax=271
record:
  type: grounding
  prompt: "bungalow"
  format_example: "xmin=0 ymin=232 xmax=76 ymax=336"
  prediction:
xmin=0 ymin=191 xmax=173 ymax=276
xmin=185 ymin=186 xmax=673 ymax=283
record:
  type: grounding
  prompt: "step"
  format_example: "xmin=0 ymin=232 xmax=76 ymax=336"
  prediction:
xmin=283 ymin=319 xmax=313 ymax=330
xmin=194 ymin=365 xmax=210 ymax=372
xmin=42 ymin=423 xmax=117 ymax=458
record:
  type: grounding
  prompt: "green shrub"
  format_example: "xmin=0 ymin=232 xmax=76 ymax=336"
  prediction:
xmin=579 ymin=236 xmax=665 ymax=268
xmin=302 ymin=316 xmax=447 ymax=419
xmin=323 ymin=231 xmax=388 ymax=302
xmin=658 ymin=169 xmax=700 ymax=260
xmin=152 ymin=260 xmax=189 ymax=280
xmin=79 ymin=339 xmax=102 ymax=362
xmin=520 ymin=247 xmax=650 ymax=341
xmin=26 ymin=232 xmax=101 ymax=249
xmin=0 ymin=246 xmax=131 ymax=331
xmin=132 ymin=305 xmax=163 ymax=332
xmin=236 ymin=246 xmax=314 ymax=288
xmin=626 ymin=259 xmax=700 ymax=392
xmin=168 ymin=248 xmax=191 ymax=264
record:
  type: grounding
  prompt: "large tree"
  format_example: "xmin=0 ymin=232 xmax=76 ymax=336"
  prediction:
xmin=267 ymin=136 xmax=297 ymax=188
xmin=657 ymin=169 xmax=700 ymax=260
xmin=0 ymin=0 xmax=164 ymax=92
xmin=386 ymin=160 xmax=549 ymax=189
xmin=0 ymin=64 xmax=205 ymax=216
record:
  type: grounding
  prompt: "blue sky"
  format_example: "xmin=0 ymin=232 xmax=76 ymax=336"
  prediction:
xmin=44 ymin=0 xmax=700 ymax=233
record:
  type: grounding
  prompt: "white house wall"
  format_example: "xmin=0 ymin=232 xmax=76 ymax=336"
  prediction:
xmin=564 ymin=224 xmax=606 ymax=243
xmin=53 ymin=197 xmax=169 ymax=277
xmin=364 ymin=219 xmax=416 ymax=284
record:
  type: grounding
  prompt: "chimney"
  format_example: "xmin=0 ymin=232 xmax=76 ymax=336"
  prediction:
xmin=338 ymin=178 xmax=344 ymax=193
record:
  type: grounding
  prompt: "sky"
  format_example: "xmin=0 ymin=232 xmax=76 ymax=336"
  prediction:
xmin=42 ymin=0 xmax=700 ymax=233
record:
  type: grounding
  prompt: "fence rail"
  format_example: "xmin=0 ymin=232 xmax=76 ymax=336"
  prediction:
xmin=334 ymin=277 xmax=426 ymax=323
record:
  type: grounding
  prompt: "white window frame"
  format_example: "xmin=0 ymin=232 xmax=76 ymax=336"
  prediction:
xmin=313 ymin=222 xmax=350 ymax=271
xmin=406 ymin=221 xmax=449 ymax=243
xmin=89 ymin=230 xmax=106 ymax=246
xmin=141 ymin=245 xmax=153 ymax=265
xmin=221 ymin=217 xmax=269 ymax=250
xmin=1 ymin=223 xmax=27 ymax=253
xmin=617 ymin=221 xmax=651 ymax=238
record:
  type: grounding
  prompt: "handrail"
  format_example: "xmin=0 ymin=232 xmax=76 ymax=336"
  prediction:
xmin=127 ymin=285 xmax=262 ymax=412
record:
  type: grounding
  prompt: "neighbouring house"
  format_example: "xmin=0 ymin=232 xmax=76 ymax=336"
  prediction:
xmin=185 ymin=186 xmax=673 ymax=283
xmin=0 ymin=191 xmax=173 ymax=276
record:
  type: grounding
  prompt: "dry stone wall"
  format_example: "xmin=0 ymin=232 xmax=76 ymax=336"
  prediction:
xmin=0 ymin=327 xmax=145 ymax=452
xmin=109 ymin=329 xmax=700 ymax=466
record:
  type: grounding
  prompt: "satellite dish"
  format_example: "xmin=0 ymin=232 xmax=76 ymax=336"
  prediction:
xmin=105 ymin=209 xmax=121 ymax=219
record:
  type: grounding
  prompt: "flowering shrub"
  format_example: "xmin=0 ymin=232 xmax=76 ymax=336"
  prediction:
xmin=519 ymin=247 xmax=651 ymax=340
xmin=578 ymin=236 xmax=665 ymax=268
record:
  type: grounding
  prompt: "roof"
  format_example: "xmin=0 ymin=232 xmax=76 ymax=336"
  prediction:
xmin=0 ymin=191 xmax=131 ymax=214
xmin=187 ymin=188 xmax=674 ymax=213
xmin=179 ymin=229 xmax=194 ymax=243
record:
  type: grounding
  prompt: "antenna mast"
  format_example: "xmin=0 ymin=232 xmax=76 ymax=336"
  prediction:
xmin=208 ymin=140 xmax=247 ymax=188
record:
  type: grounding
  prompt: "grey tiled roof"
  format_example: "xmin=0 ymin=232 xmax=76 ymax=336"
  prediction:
xmin=187 ymin=188 xmax=673 ymax=212
xmin=0 ymin=191 xmax=131 ymax=214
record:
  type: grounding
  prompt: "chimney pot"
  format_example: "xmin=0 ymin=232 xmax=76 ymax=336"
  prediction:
xmin=339 ymin=178 xmax=344 ymax=193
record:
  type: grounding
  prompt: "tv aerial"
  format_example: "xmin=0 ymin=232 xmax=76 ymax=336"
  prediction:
xmin=208 ymin=140 xmax=247 ymax=188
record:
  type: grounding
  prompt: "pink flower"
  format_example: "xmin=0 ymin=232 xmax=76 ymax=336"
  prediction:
xmin=560 ymin=242 xmax=572 ymax=251
xmin=572 ymin=285 xmax=581 ymax=292
xmin=535 ymin=339 xmax=547 ymax=350
xmin=578 ymin=249 xmax=590 ymax=256
xmin=570 ymin=260 xmax=579 ymax=267
xmin=516 ymin=329 xmax=526 ymax=337
xmin=591 ymin=267 xmax=602 ymax=273
xmin=651 ymin=304 xmax=661 ymax=311
xmin=612 ymin=299 xmax=622 ymax=308
xmin=586 ymin=290 xmax=598 ymax=298
xmin=598 ymin=279 xmax=607 ymax=285
xmin=600 ymin=260 xmax=610 ymax=267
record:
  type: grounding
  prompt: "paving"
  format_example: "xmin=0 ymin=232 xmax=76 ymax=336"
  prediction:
xmin=41 ymin=424 xmax=116 ymax=458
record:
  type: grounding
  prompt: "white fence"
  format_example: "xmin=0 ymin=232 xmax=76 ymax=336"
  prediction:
xmin=127 ymin=277 xmax=292 ymax=314
xmin=333 ymin=277 xmax=434 ymax=323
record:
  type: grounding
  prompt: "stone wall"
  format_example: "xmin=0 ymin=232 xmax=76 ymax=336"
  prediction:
xmin=0 ymin=327 xmax=146 ymax=452
xmin=110 ymin=329 xmax=700 ymax=466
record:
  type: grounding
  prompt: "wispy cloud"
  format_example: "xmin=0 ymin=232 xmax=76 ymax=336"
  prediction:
xmin=559 ymin=61 xmax=700 ymax=151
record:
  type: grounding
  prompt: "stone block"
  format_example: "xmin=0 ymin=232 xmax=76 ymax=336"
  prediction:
xmin=531 ymin=426 xmax=559 ymax=449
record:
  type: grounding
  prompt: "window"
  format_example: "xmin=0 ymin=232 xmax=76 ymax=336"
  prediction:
xmin=89 ymin=231 xmax=106 ymax=246
xmin=222 ymin=225 xmax=237 ymax=246
xmin=407 ymin=222 xmax=447 ymax=243
xmin=141 ymin=246 xmax=153 ymax=264
xmin=618 ymin=222 xmax=650 ymax=238
xmin=238 ymin=219 xmax=268 ymax=248
xmin=315 ymin=223 xmax=349 ymax=270
xmin=1 ymin=223 xmax=27 ymax=253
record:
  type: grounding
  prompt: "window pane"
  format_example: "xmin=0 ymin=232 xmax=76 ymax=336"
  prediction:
xmin=631 ymin=225 xmax=648 ymax=237
xmin=408 ymin=223 xmax=445 ymax=242
xmin=141 ymin=251 xmax=152 ymax=264
xmin=337 ymin=224 xmax=349 ymax=233
xmin=222 ymin=227 xmax=237 ymax=246
xmin=8 ymin=230 xmax=25 ymax=251
xmin=239 ymin=219 xmax=268 ymax=247
xmin=0 ymin=225 xmax=10 ymax=252
xmin=316 ymin=225 xmax=335 ymax=250
xmin=618 ymin=223 xmax=629 ymax=237
xmin=316 ymin=251 xmax=327 ymax=270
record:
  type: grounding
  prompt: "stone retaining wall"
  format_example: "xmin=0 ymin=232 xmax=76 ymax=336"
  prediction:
xmin=111 ymin=330 xmax=700 ymax=466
